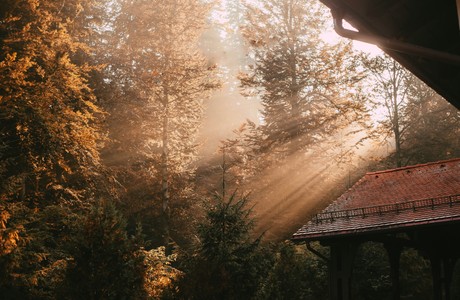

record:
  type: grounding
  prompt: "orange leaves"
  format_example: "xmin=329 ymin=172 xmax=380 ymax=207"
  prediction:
xmin=0 ymin=52 xmax=35 ymax=90
xmin=0 ymin=209 xmax=22 ymax=256
xmin=0 ymin=0 xmax=106 ymax=208
xmin=141 ymin=246 xmax=182 ymax=298
xmin=0 ymin=210 xmax=10 ymax=230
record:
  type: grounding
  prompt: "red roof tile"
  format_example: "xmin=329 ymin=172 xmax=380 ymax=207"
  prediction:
xmin=292 ymin=158 xmax=460 ymax=240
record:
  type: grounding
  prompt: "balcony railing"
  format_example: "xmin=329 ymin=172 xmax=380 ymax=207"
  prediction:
xmin=313 ymin=194 xmax=460 ymax=224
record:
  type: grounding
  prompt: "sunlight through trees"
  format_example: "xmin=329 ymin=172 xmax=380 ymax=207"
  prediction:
xmin=0 ymin=0 xmax=459 ymax=298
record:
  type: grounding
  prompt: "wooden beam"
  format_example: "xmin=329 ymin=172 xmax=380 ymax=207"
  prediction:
xmin=457 ymin=0 xmax=460 ymax=30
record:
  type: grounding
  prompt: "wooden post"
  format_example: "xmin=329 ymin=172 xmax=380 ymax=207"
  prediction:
xmin=330 ymin=242 xmax=357 ymax=300
xmin=384 ymin=243 xmax=402 ymax=300
xmin=431 ymin=255 xmax=443 ymax=300
xmin=430 ymin=256 xmax=456 ymax=300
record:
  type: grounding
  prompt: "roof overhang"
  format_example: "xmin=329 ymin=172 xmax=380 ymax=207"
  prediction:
xmin=292 ymin=214 xmax=460 ymax=242
xmin=319 ymin=0 xmax=460 ymax=109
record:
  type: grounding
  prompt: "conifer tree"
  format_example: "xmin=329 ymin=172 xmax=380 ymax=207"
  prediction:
xmin=103 ymin=0 xmax=219 ymax=244
xmin=240 ymin=0 xmax=366 ymax=156
xmin=60 ymin=201 xmax=146 ymax=300
xmin=176 ymin=192 xmax=271 ymax=299
xmin=0 ymin=0 xmax=104 ymax=207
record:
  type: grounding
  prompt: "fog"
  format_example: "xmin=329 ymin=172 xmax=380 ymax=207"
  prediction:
xmin=195 ymin=3 xmax=388 ymax=240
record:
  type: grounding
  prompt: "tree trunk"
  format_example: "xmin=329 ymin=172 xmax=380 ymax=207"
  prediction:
xmin=161 ymin=88 xmax=170 ymax=247
xmin=391 ymin=61 xmax=402 ymax=168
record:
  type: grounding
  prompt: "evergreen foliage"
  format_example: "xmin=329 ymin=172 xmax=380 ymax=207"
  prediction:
xmin=176 ymin=192 xmax=272 ymax=299
xmin=256 ymin=242 xmax=328 ymax=300
xmin=0 ymin=205 xmax=78 ymax=299
xmin=60 ymin=201 xmax=146 ymax=300
xmin=100 ymin=0 xmax=220 ymax=244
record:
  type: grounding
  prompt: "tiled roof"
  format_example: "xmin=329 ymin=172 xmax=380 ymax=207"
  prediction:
xmin=292 ymin=158 xmax=460 ymax=240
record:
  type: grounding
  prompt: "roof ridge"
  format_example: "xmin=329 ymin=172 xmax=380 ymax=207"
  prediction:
xmin=366 ymin=157 xmax=460 ymax=175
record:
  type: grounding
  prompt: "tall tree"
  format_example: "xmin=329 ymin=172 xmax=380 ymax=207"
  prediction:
xmin=0 ymin=0 xmax=108 ymax=296
xmin=0 ymin=0 xmax=105 ymax=207
xmin=364 ymin=53 xmax=460 ymax=167
xmin=103 ymin=0 xmax=219 ymax=244
xmin=363 ymin=54 xmax=411 ymax=167
xmin=240 ymin=0 xmax=366 ymax=156
xmin=402 ymin=79 xmax=460 ymax=164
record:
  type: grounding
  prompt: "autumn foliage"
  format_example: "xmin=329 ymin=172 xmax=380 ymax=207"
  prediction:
xmin=0 ymin=0 xmax=459 ymax=299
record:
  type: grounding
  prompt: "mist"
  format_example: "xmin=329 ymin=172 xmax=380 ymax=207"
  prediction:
xmin=195 ymin=1 xmax=389 ymax=241
xmin=4 ymin=0 xmax=460 ymax=298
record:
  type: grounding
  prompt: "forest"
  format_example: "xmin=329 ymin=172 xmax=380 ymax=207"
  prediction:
xmin=1 ymin=0 xmax=459 ymax=299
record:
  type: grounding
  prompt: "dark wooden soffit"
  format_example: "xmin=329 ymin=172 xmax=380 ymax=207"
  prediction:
xmin=318 ymin=0 xmax=460 ymax=110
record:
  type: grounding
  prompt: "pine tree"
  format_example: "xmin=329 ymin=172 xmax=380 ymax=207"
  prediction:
xmin=103 ymin=0 xmax=219 ymax=245
xmin=240 ymin=0 xmax=366 ymax=156
xmin=177 ymin=192 xmax=271 ymax=299
xmin=60 ymin=201 xmax=146 ymax=300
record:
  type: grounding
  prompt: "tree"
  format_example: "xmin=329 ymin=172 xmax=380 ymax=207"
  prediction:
xmin=256 ymin=242 xmax=328 ymax=300
xmin=0 ymin=0 xmax=106 ymax=206
xmin=352 ymin=242 xmax=433 ymax=300
xmin=240 ymin=0 xmax=367 ymax=156
xmin=0 ymin=0 xmax=109 ymax=297
xmin=205 ymin=0 xmax=371 ymax=239
xmin=176 ymin=192 xmax=271 ymax=299
xmin=363 ymin=53 xmax=460 ymax=167
xmin=60 ymin=201 xmax=146 ymax=300
xmin=352 ymin=242 xmax=392 ymax=300
xmin=363 ymin=54 xmax=412 ymax=167
xmin=102 ymin=0 xmax=220 ymax=245
xmin=401 ymin=79 xmax=460 ymax=164
xmin=399 ymin=248 xmax=432 ymax=299
xmin=141 ymin=246 xmax=182 ymax=299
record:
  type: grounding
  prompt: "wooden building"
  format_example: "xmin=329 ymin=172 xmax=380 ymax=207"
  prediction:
xmin=292 ymin=158 xmax=460 ymax=300
xmin=317 ymin=0 xmax=460 ymax=110
xmin=294 ymin=1 xmax=460 ymax=298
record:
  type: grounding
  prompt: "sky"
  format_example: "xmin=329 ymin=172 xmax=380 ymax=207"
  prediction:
xmin=320 ymin=20 xmax=383 ymax=56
